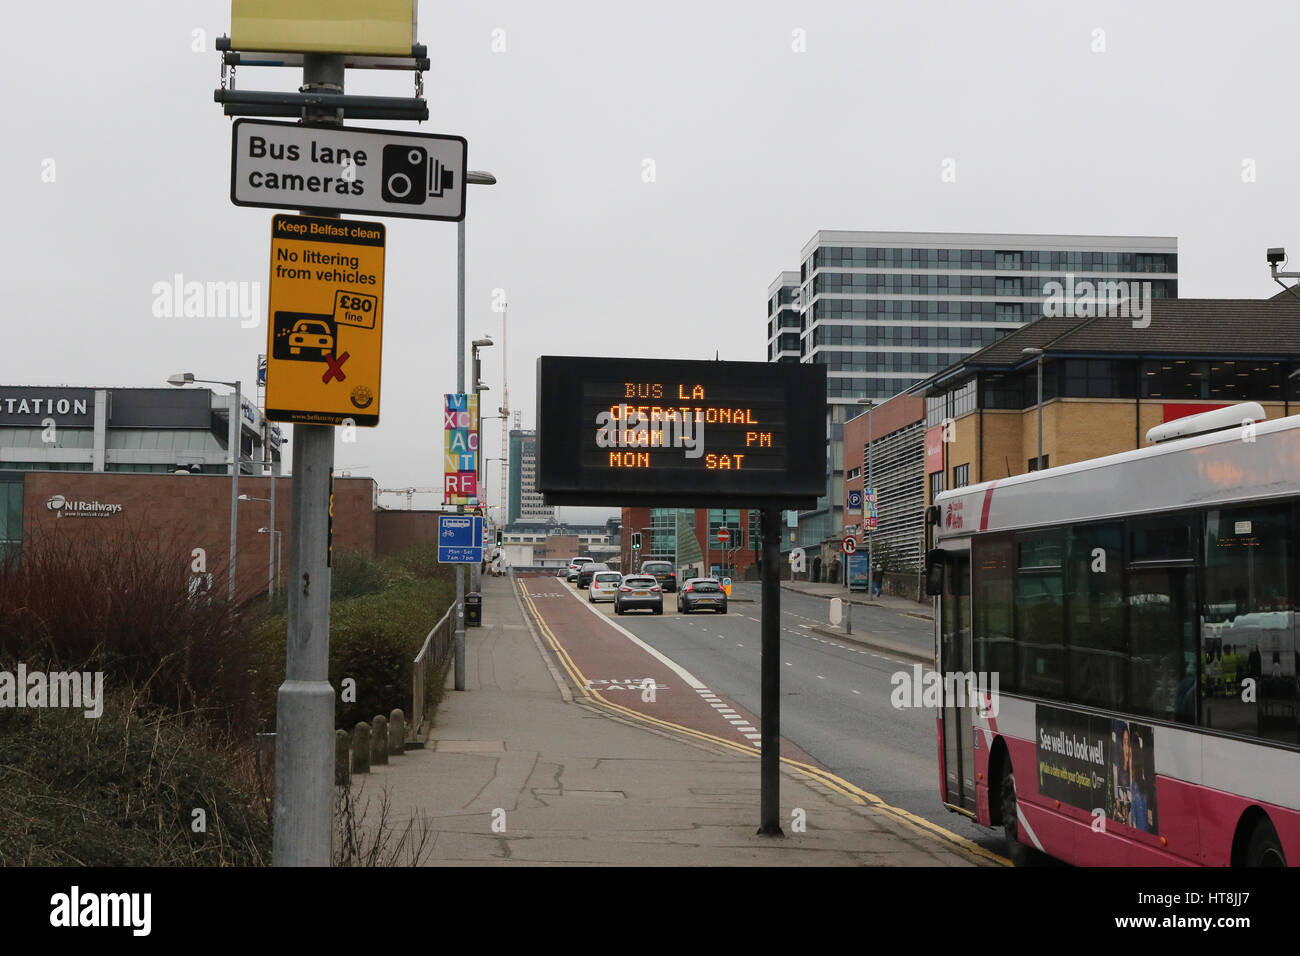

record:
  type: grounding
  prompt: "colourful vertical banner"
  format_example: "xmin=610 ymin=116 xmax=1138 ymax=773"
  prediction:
xmin=444 ymin=393 xmax=480 ymax=504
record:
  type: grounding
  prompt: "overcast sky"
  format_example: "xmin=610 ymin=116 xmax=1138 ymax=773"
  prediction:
xmin=3 ymin=0 xmax=1298 ymax=521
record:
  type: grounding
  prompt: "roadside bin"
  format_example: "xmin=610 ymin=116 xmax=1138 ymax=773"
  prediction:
xmin=465 ymin=592 xmax=483 ymax=627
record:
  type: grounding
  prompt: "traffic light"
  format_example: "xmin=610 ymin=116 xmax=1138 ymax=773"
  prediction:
xmin=495 ymin=529 xmax=503 ymax=547
xmin=631 ymin=532 xmax=642 ymax=550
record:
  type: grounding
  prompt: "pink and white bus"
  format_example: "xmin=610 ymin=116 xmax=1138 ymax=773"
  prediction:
xmin=929 ymin=405 xmax=1299 ymax=866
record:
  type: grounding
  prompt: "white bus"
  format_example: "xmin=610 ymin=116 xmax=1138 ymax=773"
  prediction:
xmin=929 ymin=404 xmax=1298 ymax=866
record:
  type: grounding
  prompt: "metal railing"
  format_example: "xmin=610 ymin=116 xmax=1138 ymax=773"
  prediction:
xmin=411 ymin=602 xmax=457 ymax=738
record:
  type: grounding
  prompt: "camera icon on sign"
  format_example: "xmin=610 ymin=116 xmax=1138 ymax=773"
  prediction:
xmin=381 ymin=145 xmax=455 ymax=205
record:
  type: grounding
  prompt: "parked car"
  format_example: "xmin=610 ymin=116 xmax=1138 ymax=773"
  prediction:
xmin=677 ymin=577 xmax=727 ymax=614
xmin=566 ymin=556 xmax=594 ymax=582
xmin=588 ymin=570 xmax=622 ymax=603
xmin=578 ymin=562 xmax=609 ymax=589
xmin=639 ymin=560 xmax=678 ymax=592
xmin=615 ymin=575 xmax=663 ymax=615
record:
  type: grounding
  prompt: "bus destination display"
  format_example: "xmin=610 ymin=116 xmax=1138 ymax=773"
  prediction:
xmin=536 ymin=356 xmax=826 ymax=507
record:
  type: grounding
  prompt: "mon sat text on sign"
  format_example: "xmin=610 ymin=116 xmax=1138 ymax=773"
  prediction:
xmin=264 ymin=214 xmax=385 ymax=427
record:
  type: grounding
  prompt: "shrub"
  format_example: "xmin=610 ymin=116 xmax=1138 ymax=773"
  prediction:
xmin=0 ymin=530 xmax=258 ymax=735
xmin=0 ymin=692 xmax=269 ymax=866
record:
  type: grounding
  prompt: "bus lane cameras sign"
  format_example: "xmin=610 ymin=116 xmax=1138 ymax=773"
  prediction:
xmin=230 ymin=119 xmax=468 ymax=222
xmin=264 ymin=214 xmax=385 ymax=427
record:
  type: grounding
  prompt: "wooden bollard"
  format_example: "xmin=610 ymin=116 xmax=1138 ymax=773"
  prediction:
xmin=352 ymin=722 xmax=371 ymax=774
xmin=388 ymin=709 xmax=405 ymax=756
xmin=371 ymin=715 xmax=389 ymax=765
xmin=335 ymin=729 xmax=351 ymax=786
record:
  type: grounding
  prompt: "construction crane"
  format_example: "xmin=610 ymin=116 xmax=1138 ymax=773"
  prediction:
xmin=377 ymin=487 xmax=441 ymax=510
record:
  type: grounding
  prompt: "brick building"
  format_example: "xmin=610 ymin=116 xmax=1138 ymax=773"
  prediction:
xmin=7 ymin=470 xmax=451 ymax=602
xmin=920 ymin=296 xmax=1300 ymax=510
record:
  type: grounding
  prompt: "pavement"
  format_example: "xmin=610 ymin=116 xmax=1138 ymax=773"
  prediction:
xmin=355 ymin=573 xmax=995 ymax=866
xmin=779 ymin=579 xmax=933 ymax=619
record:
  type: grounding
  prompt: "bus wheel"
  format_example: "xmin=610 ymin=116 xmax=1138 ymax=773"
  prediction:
xmin=999 ymin=764 xmax=1033 ymax=867
xmin=1246 ymin=818 xmax=1287 ymax=867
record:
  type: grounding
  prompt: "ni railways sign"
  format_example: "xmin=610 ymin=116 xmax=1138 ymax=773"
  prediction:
xmin=536 ymin=357 xmax=826 ymax=509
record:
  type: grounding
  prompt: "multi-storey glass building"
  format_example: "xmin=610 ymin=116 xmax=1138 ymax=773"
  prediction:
xmin=507 ymin=429 xmax=555 ymax=525
xmin=768 ymin=231 xmax=1178 ymax=565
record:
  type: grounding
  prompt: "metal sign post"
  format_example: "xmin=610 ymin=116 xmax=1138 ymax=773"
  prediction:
xmin=273 ymin=52 xmax=344 ymax=869
xmin=758 ymin=504 xmax=783 ymax=835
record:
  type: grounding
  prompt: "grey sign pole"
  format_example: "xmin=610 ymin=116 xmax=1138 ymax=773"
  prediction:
xmin=229 ymin=380 xmax=240 ymax=602
xmin=273 ymin=52 xmax=342 ymax=868
xmin=758 ymin=504 xmax=784 ymax=836
xmin=454 ymin=218 xmax=467 ymax=690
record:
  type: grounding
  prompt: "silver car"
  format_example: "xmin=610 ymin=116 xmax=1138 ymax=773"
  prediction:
xmin=589 ymin=570 xmax=622 ymax=603
xmin=614 ymin=574 xmax=663 ymax=615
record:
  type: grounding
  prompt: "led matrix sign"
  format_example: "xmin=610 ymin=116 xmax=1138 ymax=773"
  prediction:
xmin=537 ymin=356 xmax=826 ymax=508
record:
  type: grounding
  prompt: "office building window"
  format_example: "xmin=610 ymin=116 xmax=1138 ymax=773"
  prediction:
xmin=930 ymin=471 xmax=945 ymax=500
xmin=953 ymin=463 xmax=970 ymax=488
xmin=1027 ymin=455 xmax=1050 ymax=472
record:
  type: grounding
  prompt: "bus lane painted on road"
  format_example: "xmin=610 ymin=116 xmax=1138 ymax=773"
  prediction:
xmin=519 ymin=579 xmax=818 ymax=761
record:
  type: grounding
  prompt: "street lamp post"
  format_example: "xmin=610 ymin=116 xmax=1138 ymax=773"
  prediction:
xmin=240 ymin=494 xmax=275 ymax=598
xmin=259 ymin=528 xmax=282 ymax=593
xmin=470 ymin=337 xmax=494 ymax=595
xmin=453 ymin=170 xmax=498 ymax=692
xmin=1022 ymin=348 xmax=1045 ymax=471
xmin=169 ymin=372 xmax=241 ymax=602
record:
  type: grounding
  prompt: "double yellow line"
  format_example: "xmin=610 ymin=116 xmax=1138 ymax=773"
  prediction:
xmin=518 ymin=582 xmax=1008 ymax=867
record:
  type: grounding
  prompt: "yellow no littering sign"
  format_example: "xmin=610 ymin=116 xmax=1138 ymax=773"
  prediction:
xmin=264 ymin=214 xmax=385 ymax=426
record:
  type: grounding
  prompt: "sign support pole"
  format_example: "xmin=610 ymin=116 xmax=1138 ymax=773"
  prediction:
xmin=454 ymin=214 xmax=467 ymax=691
xmin=758 ymin=503 xmax=784 ymax=836
xmin=273 ymin=52 xmax=342 ymax=868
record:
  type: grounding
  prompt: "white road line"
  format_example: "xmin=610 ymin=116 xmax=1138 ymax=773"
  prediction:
xmin=852 ymin=690 xmax=861 ymax=695
xmin=743 ymin=733 xmax=762 ymax=740
xmin=798 ymin=624 xmax=813 ymax=629
xmin=747 ymin=617 xmax=761 ymax=623
xmin=816 ymin=675 xmax=825 ymax=680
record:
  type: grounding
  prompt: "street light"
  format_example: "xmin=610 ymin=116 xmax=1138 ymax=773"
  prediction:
xmin=240 ymin=494 xmax=276 ymax=599
xmin=258 ymin=527 xmax=283 ymax=594
xmin=454 ymin=171 xmax=498 ymax=692
xmin=1022 ymin=348 xmax=1045 ymax=472
xmin=170 ymin=372 xmax=242 ymax=602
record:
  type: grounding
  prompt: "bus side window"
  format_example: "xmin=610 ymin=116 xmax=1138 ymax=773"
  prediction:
xmin=925 ymin=549 xmax=944 ymax=596
xmin=1201 ymin=506 xmax=1295 ymax=742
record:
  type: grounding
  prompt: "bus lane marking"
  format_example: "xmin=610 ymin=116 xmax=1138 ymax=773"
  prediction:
xmin=518 ymin=580 xmax=1007 ymax=867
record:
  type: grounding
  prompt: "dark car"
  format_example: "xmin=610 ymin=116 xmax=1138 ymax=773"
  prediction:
xmin=677 ymin=577 xmax=727 ymax=614
xmin=566 ymin=556 xmax=594 ymax=582
xmin=615 ymin=574 xmax=663 ymax=615
xmin=577 ymin=562 xmax=609 ymax=589
xmin=639 ymin=560 xmax=678 ymax=593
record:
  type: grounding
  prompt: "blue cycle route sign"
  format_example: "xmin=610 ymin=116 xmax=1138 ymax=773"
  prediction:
xmin=437 ymin=514 xmax=484 ymax=564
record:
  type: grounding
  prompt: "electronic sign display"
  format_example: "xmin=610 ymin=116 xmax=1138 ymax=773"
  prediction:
xmin=536 ymin=356 xmax=826 ymax=508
